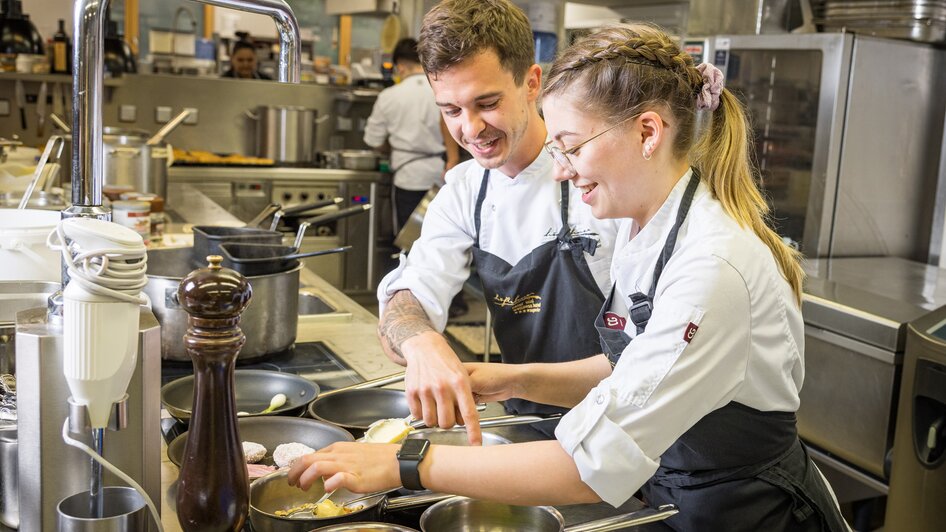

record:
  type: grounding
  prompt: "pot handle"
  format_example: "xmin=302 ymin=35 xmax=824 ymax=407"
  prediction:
xmin=316 ymin=371 xmax=406 ymax=398
xmin=148 ymin=109 xmax=192 ymax=146
xmin=412 ymin=413 xmax=562 ymax=430
xmin=562 ymin=504 xmax=679 ymax=532
xmin=244 ymin=109 xmax=260 ymax=121
xmin=384 ymin=491 xmax=455 ymax=512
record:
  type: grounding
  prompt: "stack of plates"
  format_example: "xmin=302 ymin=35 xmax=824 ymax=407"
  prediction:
xmin=811 ymin=0 xmax=946 ymax=43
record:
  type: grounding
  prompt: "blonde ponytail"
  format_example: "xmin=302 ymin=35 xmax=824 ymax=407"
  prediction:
xmin=692 ymin=90 xmax=804 ymax=303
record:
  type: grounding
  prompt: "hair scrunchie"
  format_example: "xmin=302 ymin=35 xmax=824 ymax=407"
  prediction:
xmin=695 ymin=63 xmax=724 ymax=111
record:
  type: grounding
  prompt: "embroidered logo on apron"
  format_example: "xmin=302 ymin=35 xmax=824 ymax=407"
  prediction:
xmin=493 ymin=293 xmax=542 ymax=315
xmin=604 ymin=312 xmax=627 ymax=331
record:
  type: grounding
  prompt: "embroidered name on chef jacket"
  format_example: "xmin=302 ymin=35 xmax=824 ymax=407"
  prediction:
xmin=493 ymin=293 xmax=542 ymax=315
xmin=604 ymin=312 xmax=626 ymax=331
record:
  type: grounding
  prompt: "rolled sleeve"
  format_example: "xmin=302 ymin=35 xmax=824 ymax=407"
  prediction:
xmin=556 ymin=387 xmax=660 ymax=507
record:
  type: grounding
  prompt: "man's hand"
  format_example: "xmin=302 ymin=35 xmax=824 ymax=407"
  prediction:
xmin=465 ymin=362 xmax=524 ymax=404
xmin=401 ymin=332 xmax=482 ymax=445
xmin=378 ymin=290 xmax=481 ymax=445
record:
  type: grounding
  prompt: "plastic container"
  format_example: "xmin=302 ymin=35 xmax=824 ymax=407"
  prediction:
xmin=111 ymin=201 xmax=151 ymax=245
xmin=0 ymin=209 xmax=61 ymax=282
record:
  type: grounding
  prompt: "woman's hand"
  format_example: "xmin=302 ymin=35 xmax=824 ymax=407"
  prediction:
xmin=465 ymin=362 xmax=525 ymax=403
xmin=287 ymin=442 xmax=402 ymax=493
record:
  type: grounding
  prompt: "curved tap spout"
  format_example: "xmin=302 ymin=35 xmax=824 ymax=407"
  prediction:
xmin=192 ymin=0 xmax=301 ymax=83
xmin=68 ymin=0 xmax=301 ymax=221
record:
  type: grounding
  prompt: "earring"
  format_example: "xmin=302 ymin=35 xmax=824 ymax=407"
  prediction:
xmin=642 ymin=143 xmax=653 ymax=161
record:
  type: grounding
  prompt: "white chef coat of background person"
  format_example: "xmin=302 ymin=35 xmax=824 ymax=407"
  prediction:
xmin=363 ymin=37 xmax=459 ymax=232
xmin=377 ymin=153 xmax=617 ymax=332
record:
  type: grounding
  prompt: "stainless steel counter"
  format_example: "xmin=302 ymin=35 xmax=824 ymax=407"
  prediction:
xmin=169 ymin=166 xmax=388 ymax=184
xmin=157 ymin=268 xmax=669 ymax=531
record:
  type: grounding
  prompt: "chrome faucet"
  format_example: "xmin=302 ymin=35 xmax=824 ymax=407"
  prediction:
xmin=67 ymin=0 xmax=301 ymax=219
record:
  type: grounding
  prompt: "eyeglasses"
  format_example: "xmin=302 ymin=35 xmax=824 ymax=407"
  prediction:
xmin=544 ymin=114 xmax=639 ymax=174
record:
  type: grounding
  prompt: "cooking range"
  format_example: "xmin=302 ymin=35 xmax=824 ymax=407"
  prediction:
xmin=160 ymin=341 xmax=362 ymax=444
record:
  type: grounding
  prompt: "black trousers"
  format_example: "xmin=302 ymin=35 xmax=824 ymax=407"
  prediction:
xmin=393 ymin=187 xmax=429 ymax=233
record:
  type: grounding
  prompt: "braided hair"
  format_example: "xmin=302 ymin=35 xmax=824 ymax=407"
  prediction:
xmin=544 ymin=24 xmax=804 ymax=303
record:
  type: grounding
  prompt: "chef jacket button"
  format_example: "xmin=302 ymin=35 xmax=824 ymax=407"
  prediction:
xmin=596 ymin=394 xmax=605 ymax=405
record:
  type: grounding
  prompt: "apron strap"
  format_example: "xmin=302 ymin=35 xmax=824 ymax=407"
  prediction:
xmin=628 ymin=169 xmax=701 ymax=334
xmin=473 ymin=168 xmax=490 ymax=248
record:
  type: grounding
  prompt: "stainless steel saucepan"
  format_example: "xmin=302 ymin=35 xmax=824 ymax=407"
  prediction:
xmin=145 ymin=248 xmax=302 ymax=362
xmin=419 ymin=497 xmax=679 ymax=532
xmin=250 ymin=470 xmax=449 ymax=532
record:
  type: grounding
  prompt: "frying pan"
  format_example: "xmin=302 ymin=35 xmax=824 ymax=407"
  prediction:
xmin=219 ymin=244 xmax=351 ymax=277
xmin=308 ymin=388 xmax=411 ymax=439
xmin=191 ymin=198 xmax=343 ymax=262
xmin=419 ymin=497 xmax=679 ymax=532
xmin=161 ymin=369 xmax=320 ymax=423
xmin=250 ymin=470 xmax=449 ymax=532
xmin=167 ymin=416 xmax=353 ymax=468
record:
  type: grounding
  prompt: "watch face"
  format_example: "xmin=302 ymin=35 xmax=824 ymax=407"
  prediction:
xmin=398 ymin=438 xmax=430 ymax=459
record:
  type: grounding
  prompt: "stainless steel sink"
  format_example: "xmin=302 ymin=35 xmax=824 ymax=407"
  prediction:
xmin=298 ymin=293 xmax=337 ymax=315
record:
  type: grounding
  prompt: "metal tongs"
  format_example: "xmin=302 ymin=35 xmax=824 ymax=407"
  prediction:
xmin=18 ymin=135 xmax=65 ymax=210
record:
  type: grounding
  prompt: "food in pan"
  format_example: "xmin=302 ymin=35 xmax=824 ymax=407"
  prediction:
xmin=247 ymin=463 xmax=277 ymax=479
xmin=364 ymin=417 xmax=414 ymax=443
xmin=243 ymin=441 xmax=267 ymax=464
xmin=273 ymin=442 xmax=316 ymax=468
xmin=274 ymin=499 xmax=363 ymax=519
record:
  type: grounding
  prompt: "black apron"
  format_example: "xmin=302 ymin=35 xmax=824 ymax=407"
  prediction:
xmin=594 ymin=170 xmax=848 ymax=532
xmin=472 ymin=169 xmax=604 ymax=436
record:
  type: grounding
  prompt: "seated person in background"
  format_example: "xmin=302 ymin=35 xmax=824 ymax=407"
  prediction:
xmin=222 ymin=40 xmax=272 ymax=80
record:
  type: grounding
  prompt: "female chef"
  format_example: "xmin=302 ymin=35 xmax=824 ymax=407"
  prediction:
xmin=289 ymin=24 xmax=850 ymax=531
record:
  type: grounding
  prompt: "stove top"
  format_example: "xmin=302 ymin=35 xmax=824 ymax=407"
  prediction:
xmin=160 ymin=341 xmax=362 ymax=443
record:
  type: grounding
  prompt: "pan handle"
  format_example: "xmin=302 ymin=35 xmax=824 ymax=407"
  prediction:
xmin=283 ymin=245 xmax=351 ymax=261
xmin=293 ymin=204 xmax=371 ymax=248
xmin=562 ymin=504 xmax=679 ymax=532
xmin=410 ymin=412 xmax=562 ymax=430
xmin=317 ymin=371 xmax=406 ymax=398
xmin=270 ymin=197 xmax=343 ymax=231
xmin=384 ymin=491 xmax=455 ymax=512
xmin=246 ymin=202 xmax=281 ymax=228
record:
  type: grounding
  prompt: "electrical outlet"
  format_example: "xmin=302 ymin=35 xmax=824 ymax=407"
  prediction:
xmin=155 ymin=106 xmax=172 ymax=123
xmin=119 ymin=105 xmax=137 ymax=122
xmin=183 ymin=108 xmax=198 ymax=125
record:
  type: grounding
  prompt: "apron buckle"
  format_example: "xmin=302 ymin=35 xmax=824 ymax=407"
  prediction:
xmin=628 ymin=292 xmax=653 ymax=333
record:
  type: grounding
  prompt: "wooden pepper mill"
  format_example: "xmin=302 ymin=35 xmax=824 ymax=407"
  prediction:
xmin=176 ymin=255 xmax=253 ymax=531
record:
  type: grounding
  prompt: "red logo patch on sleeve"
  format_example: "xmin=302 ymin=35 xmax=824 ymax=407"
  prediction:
xmin=604 ymin=312 xmax=627 ymax=331
xmin=684 ymin=322 xmax=699 ymax=343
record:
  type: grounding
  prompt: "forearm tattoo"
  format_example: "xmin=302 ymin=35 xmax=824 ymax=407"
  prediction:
xmin=378 ymin=290 xmax=437 ymax=357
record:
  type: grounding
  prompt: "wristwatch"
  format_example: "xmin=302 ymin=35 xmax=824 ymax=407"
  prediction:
xmin=397 ymin=438 xmax=430 ymax=491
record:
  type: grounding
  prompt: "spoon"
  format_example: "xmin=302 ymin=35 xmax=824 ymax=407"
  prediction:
xmin=259 ymin=393 xmax=287 ymax=415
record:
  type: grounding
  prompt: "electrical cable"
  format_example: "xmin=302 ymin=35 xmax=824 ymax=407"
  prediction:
xmin=47 ymin=223 xmax=148 ymax=305
xmin=62 ymin=419 xmax=164 ymax=531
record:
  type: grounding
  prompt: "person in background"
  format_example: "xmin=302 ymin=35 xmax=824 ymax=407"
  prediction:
xmin=364 ymin=37 xmax=461 ymax=235
xmin=289 ymin=23 xmax=850 ymax=532
xmin=373 ymin=0 xmax=619 ymax=444
xmin=221 ymin=40 xmax=272 ymax=80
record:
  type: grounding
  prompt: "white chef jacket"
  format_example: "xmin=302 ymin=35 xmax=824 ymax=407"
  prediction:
xmin=377 ymin=154 xmax=620 ymax=331
xmin=363 ymin=74 xmax=446 ymax=191
xmin=555 ymin=170 xmax=806 ymax=507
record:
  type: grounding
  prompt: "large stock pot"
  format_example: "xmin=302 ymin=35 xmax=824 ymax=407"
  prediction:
xmin=144 ymin=247 xmax=299 ymax=362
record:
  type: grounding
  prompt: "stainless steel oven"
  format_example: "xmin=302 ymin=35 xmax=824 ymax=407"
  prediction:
xmin=691 ymin=33 xmax=946 ymax=261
